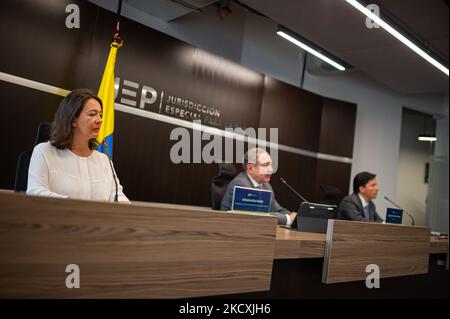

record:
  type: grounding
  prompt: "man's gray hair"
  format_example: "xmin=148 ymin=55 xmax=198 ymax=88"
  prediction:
xmin=242 ymin=147 xmax=269 ymax=171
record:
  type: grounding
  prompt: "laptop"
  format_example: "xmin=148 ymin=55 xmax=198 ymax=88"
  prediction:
xmin=231 ymin=186 xmax=272 ymax=214
xmin=293 ymin=202 xmax=337 ymax=233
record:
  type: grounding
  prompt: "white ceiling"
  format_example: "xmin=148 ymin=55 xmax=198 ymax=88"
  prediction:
xmin=126 ymin=0 xmax=218 ymax=21
xmin=238 ymin=0 xmax=449 ymax=94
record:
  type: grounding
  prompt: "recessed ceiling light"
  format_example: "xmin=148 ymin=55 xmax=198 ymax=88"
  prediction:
xmin=345 ymin=0 xmax=449 ymax=76
xmin=276 ymin=26 xmax=347 ymax=71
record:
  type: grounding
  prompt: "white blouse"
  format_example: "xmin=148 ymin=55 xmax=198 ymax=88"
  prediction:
xmin=27 ymin=141 xmax=129 ymax=202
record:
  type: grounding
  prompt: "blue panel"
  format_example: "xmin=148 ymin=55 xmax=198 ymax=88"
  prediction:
xmin=232 ymin=186 xmax=272 ymax=213
xmin=386 ymin=208 xmax=403 ymax=224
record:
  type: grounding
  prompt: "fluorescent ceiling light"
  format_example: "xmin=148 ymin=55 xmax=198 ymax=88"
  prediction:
xmin=345 ymin=0 xmax=449 ymax=76
xmin=276 ymin=29 xmax=346 ymax=71
xmin=418 ymin=136 xmax=437 ymax=142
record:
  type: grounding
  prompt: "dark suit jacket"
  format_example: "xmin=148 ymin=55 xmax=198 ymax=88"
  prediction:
xmin=337 ymin=193 xmax=383 ymax=222
xmin=220 ymin=171 xmax=291 ymax=225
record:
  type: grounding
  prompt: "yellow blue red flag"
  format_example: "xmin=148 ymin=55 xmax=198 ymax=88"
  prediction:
xmin=96 ymin=37 xmax=122 ymax=157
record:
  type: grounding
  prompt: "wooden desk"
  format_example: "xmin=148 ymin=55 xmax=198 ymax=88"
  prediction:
xmin=275 ymin=226 xmax=448 ymax=260
xmin=1 ymin=190 xmax=447 ymax=298
xmin=322 ymin=220 xmax=431 ymax=283
xmin=0 ymin=191 xmax=277 ymax=298
xmin=431 ymin=236 xmax=449 ymax=254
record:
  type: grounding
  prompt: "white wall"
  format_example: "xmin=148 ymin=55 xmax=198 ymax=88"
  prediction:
xmin=427 ymin=92 xmax=449 ymax=233
xmin=396 ymin=111 xmax=435 ymax=226
xmin=89 ymin=0 xmax=448 ymax=219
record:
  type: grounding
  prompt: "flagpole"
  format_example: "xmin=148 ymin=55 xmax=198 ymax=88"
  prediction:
xmin=116 ymin=0 xmax=123 ymax=32
xmin=117 ymin=0 xmax=123 ymax=17
xmin=96 ymin=0 xmax=123 ymax=155
xmin=113 ymin=0 xmax=123 ymax=46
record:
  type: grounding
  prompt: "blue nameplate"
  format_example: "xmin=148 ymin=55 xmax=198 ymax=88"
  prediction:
xmin=231 ymin=186 xmax=272 ymax=214
xmin=386 ymin=208 xmax=403 ymax=224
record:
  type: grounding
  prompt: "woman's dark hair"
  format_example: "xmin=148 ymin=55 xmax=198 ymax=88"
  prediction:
xmin=353 ymin=171 xmax=376 ymax=194
xmin=51 ymin=89 xmax=103 ymax=150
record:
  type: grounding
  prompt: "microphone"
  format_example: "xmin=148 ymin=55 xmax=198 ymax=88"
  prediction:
xmin=384 ymin=196 xmax=415 ymax=225
xmin=102 ymin=140 xmax=118 ymax=202
xmin=280 ymin=177 xmax=308 ymax=203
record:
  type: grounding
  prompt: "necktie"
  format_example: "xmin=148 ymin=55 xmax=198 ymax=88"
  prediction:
xmin=363 ymin=205 xmax=370 ymax=220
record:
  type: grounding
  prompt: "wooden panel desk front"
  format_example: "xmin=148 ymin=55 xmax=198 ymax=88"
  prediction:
xmin=0 ymin=191 xmax=277 ymax=298
xmin=1 ymin=190 xmax=447 ymax=298
xmin=275 ymin=225 xmax=448 ymax=260
xmin=322 ymin=220 xmax=431 ymax=284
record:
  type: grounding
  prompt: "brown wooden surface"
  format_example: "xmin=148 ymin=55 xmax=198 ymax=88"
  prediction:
xmin=275 ymin=225 xmax=447 ymax=259
xmin=0 ymin=191 xmax=277 ymax=298
xmin=322 ymin=220 xmax=431 ymax=284
xmin=430 ymin=236 xmax=449 ymax=254
xmin=275 ymin=226 xmax=326 ymax=259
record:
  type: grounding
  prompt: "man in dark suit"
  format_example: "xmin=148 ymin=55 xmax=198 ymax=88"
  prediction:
xmin=220 ymin=148 xmax=296 ymax=226
xmin=337 ymin=171 xmax=384 ymax=222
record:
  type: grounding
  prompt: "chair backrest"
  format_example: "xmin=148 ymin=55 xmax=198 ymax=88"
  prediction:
xmin=34 ymin=122 xmax=52 ymax=146
xmin=14 ymin=151 xmax=32 ymax=192
xmin=14 ymin=122 xmax=52 ymax=192
xmin=210 ymin=163 xmax=238 ymax=210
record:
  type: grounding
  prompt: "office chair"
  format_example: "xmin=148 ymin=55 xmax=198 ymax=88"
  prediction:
xmin=14 ymin=122 xmax=52 ymax=192
xmin=210 ymin=163 xmax=238 ymax=210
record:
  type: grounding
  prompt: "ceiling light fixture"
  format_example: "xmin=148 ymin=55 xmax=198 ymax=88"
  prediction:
xmin=345 ymin=0 xmax=449 ymax=76
xmin=417 ymin=113 xmax=437 ymax=142
xmin=417 ymin=135 xmax=437 ymax=142
xmin=276 ymin=26 xmax=346 ymax=71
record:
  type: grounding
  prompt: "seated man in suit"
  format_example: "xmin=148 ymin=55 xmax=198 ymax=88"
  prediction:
xmin=220 ymin=148 xmax=297 ymax=226
xmin=337 ymin=171 xmax=383 ymax=222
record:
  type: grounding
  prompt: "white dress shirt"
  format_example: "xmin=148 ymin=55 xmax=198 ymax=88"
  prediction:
xmin=358 ymin=193 xmax=369 ymax=219
xmin=358 ymin=193 xmax=369 ymax=210
xmin=26 ymin=141 xmax=129 ymax=202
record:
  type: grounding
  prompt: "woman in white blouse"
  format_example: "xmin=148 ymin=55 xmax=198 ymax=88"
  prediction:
xmin=27 ymin=89 xmax=129 ymax=202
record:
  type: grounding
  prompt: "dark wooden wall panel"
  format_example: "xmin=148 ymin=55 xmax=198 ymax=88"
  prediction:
xmin=0 ymin=0 xmax=101 ymax=90
xmin=267 ymin=151 xmax=318 ymax=212
xmin=319 ymin=98 xmax=357 ymax=158
xmin=0 ymin=83 xmax=62 ymax=189
xmin=314 ymin=159 xmax=353 ymax=204
xmin=190 ymin=50 xmax=265 ymax=129
xmin=114 ymin=112 xmax=219 ymax=206
xmin=259 ymin=76 xmax=322 ymax=152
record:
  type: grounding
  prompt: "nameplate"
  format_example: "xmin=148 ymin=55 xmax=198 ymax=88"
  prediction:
xmin=386 ymin=207 xmax=403 ymax=224
xmin=231 ymin=186 xmax=272 ymax=214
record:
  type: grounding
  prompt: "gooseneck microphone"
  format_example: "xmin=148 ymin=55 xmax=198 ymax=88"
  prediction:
xmin=280 ymin=177 xmax=308 ymax=203
xmin=384 ymin=196 xmax=415 ymax=225
xmin=103 ymin=140 xmax=118 ymax=202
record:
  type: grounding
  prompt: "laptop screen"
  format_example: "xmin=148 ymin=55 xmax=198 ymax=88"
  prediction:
xmin=231 ymin=186 xmax=272 ymax=213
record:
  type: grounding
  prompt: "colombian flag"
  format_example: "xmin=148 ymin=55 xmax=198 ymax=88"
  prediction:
xmin=96 ymin=37 xmax=122 ymax=157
